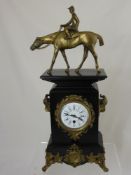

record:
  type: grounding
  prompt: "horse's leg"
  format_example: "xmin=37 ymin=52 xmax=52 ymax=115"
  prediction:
xmin=61 ymin=50 xmax=70 ymax=73
xmin=75 ymin=46 xmax=88 ymax=73
xmin=89 ymin=46 xmax=100 ymax=73
xmin=48 ymin=48 xmax=59 ymax=74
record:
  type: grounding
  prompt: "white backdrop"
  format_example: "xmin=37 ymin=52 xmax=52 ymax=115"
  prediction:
xmin=0 ymin=0 xmax=131 ymax=175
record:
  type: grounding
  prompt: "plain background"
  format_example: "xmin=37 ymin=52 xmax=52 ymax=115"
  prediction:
xmin=0 ymin=0 xmax=131 ymax=174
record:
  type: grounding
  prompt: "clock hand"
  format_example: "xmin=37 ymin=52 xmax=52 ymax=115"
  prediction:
xmin=70 ymin=114 xmax=84 ymax=122
xmin=70 ymin=114 xmax=77 ymax=118
xmin=64 ymin=112 xmax=70 ymax=116
xmin=78 ymin=117 xmax=84 ymax=122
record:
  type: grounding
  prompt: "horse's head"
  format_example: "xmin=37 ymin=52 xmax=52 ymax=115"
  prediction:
xmin=30 ymin=37 xmax=43 ymax=50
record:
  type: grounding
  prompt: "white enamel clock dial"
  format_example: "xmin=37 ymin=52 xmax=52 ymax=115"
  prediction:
xmin=61 ymin=102 xmax=89 ymax=129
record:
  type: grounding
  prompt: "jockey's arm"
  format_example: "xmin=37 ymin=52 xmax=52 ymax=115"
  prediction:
xmin=73 ymin=13 xmax=80 ymax=25
xmin=61 ymin=18 xmax=72 ymax=27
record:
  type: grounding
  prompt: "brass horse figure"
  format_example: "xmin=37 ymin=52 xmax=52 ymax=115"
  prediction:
xmin=30 ymin=31 xmax=104 ymax=74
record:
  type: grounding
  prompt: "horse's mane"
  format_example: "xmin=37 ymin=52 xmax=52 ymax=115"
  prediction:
xmin=46 ymin=32 xmax=58 ymax=37
xmin=42 ymin=31 xmax=64 ymax=39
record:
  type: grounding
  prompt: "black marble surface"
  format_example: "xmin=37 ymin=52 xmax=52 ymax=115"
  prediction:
xmin=40 ymin=69 xmax=107 ymax=85
xmin=50 ymin=83 xmax=99 ymax=145
xmin=46 ymin=132 xmax=105 ymax=155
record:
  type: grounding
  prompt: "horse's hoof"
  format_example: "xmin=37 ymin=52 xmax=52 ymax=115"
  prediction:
xmin=65 ymin=68 xmax=69 ymax=73
xmin=47 ymin=69 xmax=52 ymax=75
xmin=97 ymin=69 xmax=101 ymax=74
xmin=75 ymin=68 xmax=80 ymax=73
xmin=42 ymin=166 xmax=47 ymax=172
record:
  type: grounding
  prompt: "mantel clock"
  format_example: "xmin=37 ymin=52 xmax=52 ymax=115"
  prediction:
xmin=30 ymin=5 xmax=109 ymax=173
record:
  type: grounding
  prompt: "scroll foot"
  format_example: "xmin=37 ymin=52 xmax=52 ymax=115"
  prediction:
xmin=42 ymin=164 xmax=50 ymax=172
xmin=98 ymin=160 xmax=109 ymax=172
xmin=87 ymin=153 xmax=109 ymax=172
xmin=96 ymin=154 xmax=109 ymax=172
xmin=42 ymin=152 xmax=62 ymax=172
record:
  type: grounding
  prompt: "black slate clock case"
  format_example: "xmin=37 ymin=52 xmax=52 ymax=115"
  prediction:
xmin=40 ymin=69 xmax=108 ymax=172
xmin=50 ymin=83 xmax=99 ymax=145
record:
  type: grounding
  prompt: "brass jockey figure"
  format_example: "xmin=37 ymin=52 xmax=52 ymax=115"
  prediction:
xmin=60 ymin=6 xmax=80 ymax=39
xmin=31 ymin=6 xmax=104 ymax=74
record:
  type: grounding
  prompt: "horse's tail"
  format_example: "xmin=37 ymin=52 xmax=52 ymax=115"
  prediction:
xmin=96 ymin=34 xmax=104 ymax=46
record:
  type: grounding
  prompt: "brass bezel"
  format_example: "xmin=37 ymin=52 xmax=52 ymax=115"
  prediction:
xmin=55 ymin=95 xmax=95 ymax=140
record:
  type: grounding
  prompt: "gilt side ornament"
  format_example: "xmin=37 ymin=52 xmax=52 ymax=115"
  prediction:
xmin=30 ymin=6 xmax=104 ymax=74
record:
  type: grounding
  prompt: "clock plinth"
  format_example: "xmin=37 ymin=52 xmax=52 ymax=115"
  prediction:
xmin=40 ymin=68 xmax=107 ymax=85
xmin=42 ymin=132 xmax=108 ymax=172
xmin=41 ymin=69 xmax=108 ymax=172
